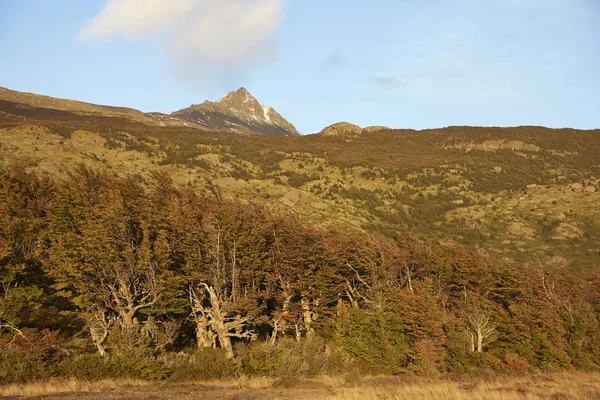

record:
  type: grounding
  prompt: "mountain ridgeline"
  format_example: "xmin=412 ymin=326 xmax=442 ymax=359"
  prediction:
xmin=0 ymin=86 xmax=299 ymax=136
xmin=1 ymin=85 xmax=600 ymax=383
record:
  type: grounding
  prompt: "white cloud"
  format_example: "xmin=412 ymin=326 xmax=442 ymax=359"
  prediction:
xmin=78 ymin=0 xmax=283 ymax=84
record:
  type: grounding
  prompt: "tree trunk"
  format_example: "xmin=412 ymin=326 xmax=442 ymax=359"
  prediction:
xmin=301 ymin=296 xmax=315 ymax=338
xmin=215 ymin=319 xmax=235 ymax=359
xmin=87 ymin=308 xmax=112 ymax=357
xmin=205 ymin=284 xmax=236 ymax=359
xmin=406 ymin=266 xmax=414 ymax=293
xmin=90 ymin=329 xmax=108 ymax=357
xmin=119 ymin=308 xmax=137 ymax=331
xmin=270 ymin=318 xmax=280 ymax=345
xmin=195 ymin=316 xmax=216 ymax=349
xmin=271 ymin=292 xmax=291 ymax=343
xmin=192 ymin=283 xmax=254 ymax=359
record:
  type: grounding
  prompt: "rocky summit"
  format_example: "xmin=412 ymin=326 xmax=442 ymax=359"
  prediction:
xmin=171 ymin=88 xmax=299 ymax=136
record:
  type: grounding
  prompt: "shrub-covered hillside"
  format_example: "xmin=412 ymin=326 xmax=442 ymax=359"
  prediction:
xmin=1 ymin=102 xmax=599 ymax=269
xmin=1 ymin=164 xmax=600 ymax=383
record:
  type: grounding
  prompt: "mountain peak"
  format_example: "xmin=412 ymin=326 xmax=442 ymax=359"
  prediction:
xmin=173 ymin=88 xmax=299 ymax=136
xmin=217 ymin=87 xmax=255 ymax=104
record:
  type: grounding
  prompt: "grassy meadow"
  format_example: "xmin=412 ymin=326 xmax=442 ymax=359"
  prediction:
xmin=2 ymin=372 xmax=600 ymax=399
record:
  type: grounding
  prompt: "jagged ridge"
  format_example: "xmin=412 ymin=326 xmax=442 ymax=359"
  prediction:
xmin=172 ymin=88 xmax=299 ymax=137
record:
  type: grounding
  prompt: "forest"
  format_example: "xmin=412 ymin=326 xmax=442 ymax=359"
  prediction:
xmin=1 ymin=162 xmax=600 ymax=385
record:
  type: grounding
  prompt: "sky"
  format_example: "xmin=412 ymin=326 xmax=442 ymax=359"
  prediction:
xmin=1 ymin=0 xmax=599 ymax=134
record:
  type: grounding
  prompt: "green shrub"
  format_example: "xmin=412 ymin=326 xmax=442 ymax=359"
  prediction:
xmin=57 ymin=348 xmax=166 ymax=381
xmin=287 ymin=172 xmax=317 ymax=188
xmin=0 ymin=330 xmax=62 ymax=384
xmin=238 ymin=338 xmax=351 ymax=379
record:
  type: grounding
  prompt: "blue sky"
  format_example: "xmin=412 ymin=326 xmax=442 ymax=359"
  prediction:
xmin=1 ymin=0 xmax=599 ymax=134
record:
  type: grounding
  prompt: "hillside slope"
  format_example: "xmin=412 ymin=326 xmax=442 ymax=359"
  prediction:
xmin=0 ymin=86 xmax=159 ymax=125
xmin=0 ymin=96 xmax=599 ymax=269
xmin=0 ymin=86 xmax=298 ymax=136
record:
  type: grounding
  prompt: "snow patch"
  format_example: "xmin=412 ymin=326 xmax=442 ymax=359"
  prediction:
xmin=262 ymin=105 xmax=274 ymax=124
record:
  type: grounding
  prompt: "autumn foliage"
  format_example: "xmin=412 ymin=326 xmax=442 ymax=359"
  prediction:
xmin=1 ymin=163 xmax=600 ymax=383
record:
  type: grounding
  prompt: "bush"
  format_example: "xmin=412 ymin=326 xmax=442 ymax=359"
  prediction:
xmin=334 ymin=307 xmax=408 ymax=374
xmin=287 ymin=172 xmax=318 ymax=188
xmin=238 ymin=338 xmax=351 ymax=379
xmin=167 ymin=348 xmax=239 ymax=381
xmin=409 ymin=339 xmax=446 ymax=377
xmin=57 ymin=348 xmax=166 ymax=381
xmin=0 ymin=329 xmax=62 ymax=384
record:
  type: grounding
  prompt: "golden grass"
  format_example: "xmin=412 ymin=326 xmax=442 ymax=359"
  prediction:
xmin=0 ymin=378 xmax=148 ymax=397
xmin=1 ymin=372 xmax=599 ymax=399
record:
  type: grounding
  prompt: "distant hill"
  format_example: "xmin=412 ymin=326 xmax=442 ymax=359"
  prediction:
xmin=318 ymin=122 xmax=392 ymax=137
xmin=0 ymin=88 xmax=599 ymax=269
xmin=0 ymin=86 xmax=298 ymax=136
xmin=0 ymin=86 xmax=161 ymax=123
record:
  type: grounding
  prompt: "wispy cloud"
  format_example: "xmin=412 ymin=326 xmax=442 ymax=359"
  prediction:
xmin=319 ymin=50 xmax=346 ymax=72
xmin=78 ymin=0 xmax=283 ymax=86
xmin=369 ymin=76 xmax=403 ymax=90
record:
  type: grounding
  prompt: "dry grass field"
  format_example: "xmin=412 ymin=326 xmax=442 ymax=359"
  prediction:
xmin=1 ymin=372 xmax=599 ymax=400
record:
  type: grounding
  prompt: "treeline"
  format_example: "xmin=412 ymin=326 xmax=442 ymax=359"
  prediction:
xmin=1 ymin=163 xmax=599 ymax=383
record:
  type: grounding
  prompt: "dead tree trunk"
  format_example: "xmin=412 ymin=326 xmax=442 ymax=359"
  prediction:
xmin=467 ymin=309 xmax=496 ymax=353
xmin=301 ymin=295 xmax=317 ymax=338
xmin=189 ymin=288 xmax=216 ymax=349
xmin=270 ymin=273 xmax=293 ymax=344
xmin=343 ymin=264 xmax=371 ymax=309
xmin=271 ymin=292 xmax=292 ymax=344
xmin=86 ymin=307 xmax=114 ymax=357
xmin=190 ymin=283 xmax=254 ymax=359
xmin=99 ymin=264 xmax=160 ymax=334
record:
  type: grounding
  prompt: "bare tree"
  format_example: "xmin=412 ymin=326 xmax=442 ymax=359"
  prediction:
xmin=0 ymin=321 xmax=24 ymax=349
xmin=189 ymin=287 xmax=217 ymax=349
xmin=92 ymin=260 xmax=160 ymax=331
xmin=188 ymin=219 xmax=257 ymax=358
xmin=268 ymin=234 xmax=295 ymax=344
xmin=466 ymin=309 xmax=497 ymax=353
xmin=270 ymin=273 xmax=293 ymax=344
xmin=84 ymin=306 xmax=114 ymax=357
xmin=141 ymin=316 xmax=182 ymax=353
xmin=300 ymin=294 xmax=320 ymax=339
xmin=190 ymin=283 xmax=255 ymax=359
xmin=343 ymin=263 xmax=371 ymax=309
